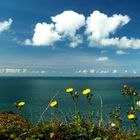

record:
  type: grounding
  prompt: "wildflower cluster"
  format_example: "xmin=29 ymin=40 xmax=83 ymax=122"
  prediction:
xmin=66 ymin=88 xmax=79 ymax=105
xmin=122 ymin=84 xmax=140 ymax=129
xmin=122 ymin=85 xmax=138 ymax=96
xmin=49 ymin=88 xmax=93 ymax=120
xmin=110 ymin=105 xmax=122 ymax=128
xmin=2 ymin=85 xmax=140 ymax=139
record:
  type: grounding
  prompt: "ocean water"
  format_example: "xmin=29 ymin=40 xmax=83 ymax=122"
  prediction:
xmin=0 ymin=77 xmax=140 ymax=124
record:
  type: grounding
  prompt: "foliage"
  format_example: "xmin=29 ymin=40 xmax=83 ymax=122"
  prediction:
xmin=1 ymin=85 xmax=140 ymax=139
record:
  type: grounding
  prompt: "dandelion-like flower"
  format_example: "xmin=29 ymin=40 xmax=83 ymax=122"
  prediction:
xmin=123 ymin=85 xmax=128 ymax=89
xmin=127 ymin=114 xmax=136 ymax=120
xmin=66 ymin=88 xmax=74 ymax=93
xmin=82 ymin=88 xmax=91 ymax=95
xmin=50 ymin=100 xmax=58 ymax=107
xmin=133 ymin=92 xmax=138 ymax=96
xmin=136 ymin=101 xmax=140 ymax=107
xmin=74 ymin=91 xmax=79 ymax=97
xmin=49 ymin=132 xmax=55 ymax=138
xmin=17 ymin=101 xmax=25 ymax=107
xmin=111 ymin=122 xmax=116 ymax=127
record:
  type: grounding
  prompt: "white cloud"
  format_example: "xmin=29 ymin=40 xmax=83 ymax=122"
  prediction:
xmin=75 ymin=70 xmax=81 ymax=74
xmin=69 ymin=35 xmax=83 ymax=48
xmin=0 ymin=68 xmax=48 ymax=75
xmin=22 ymin=69 xmax=27 ymax=73
xmin=99 ymin=70 xmax=109 ymax=74
xmin=124 ymin=70 xmax=128 ymax=73
xmin=82 ymin=69 xmax=88 ymax=74
xmin=112 ymin=69 xmax=117 ymax=74
xmin=52 ymin=10 xmax=85 ymax=37
xmin=76 ymin=69 xmax=110 ymax=75
xmin=133 ymin=70 xmax=136 ymax=74
xmin=101 ymin=37 xmax=140 ymax=49
xmin=94 ymin=70 xmax=109 ymax=74
xmin=90 ymin=69 xmax=95 ymax=73
xmin=5 ymin=68 xmax=21 ymax=73
xmin=24 ymin=23 xmax=61 ymax=46
xmin=116 ymin=50 xmax=128 ymax=55
xmin=96 ymin=56 xmax=108 ymax=62
xmin=0 ymin=18 xmax=13 ymax=33
xmin=24 ymin=39 xmax=32 ymax=45
xmin=0 ymin=68 xmax=23 ymax=74
xmin=24 ymin=10 xmax=140 ymax=49
xmin=41 ymin=70 xmax=46 ymax=74
xmin=117 ymin=37 xmax=140 ymax=49
xmin=24 ymin=10 xmax=85 ymax=47
xmin=85 ymin=11 xmax=140 ymax=49
xmin=85 ymin=10 xmax=130 ymax=46
xmin=75 ymin=69 xmax=88 ymax=74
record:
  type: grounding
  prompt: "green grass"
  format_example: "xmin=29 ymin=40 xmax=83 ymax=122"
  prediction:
xmin=0 ymin=110 xmax=139 ymax=140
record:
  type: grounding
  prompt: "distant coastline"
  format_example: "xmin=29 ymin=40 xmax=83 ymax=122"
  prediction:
xmin=0 ymin=75 xmax=139 ymax=79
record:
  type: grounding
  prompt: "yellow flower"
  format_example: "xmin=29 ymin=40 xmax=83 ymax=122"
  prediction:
xmin=50 ymin=101 xmax=58 ymax=107
xmin=66 ymin=88 xmax=73 ymax=93
xmin=18 ymin=101 xmax=25 ymax=107
xmin=127 ymin=114 xmax=136 ymax=120
xmin=82 ymin=89 xmax=91 ymax=95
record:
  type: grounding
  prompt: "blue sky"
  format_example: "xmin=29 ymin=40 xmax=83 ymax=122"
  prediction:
xmin=0 ymin=0 xmax=140 ymax=76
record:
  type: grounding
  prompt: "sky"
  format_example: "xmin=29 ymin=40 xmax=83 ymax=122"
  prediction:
xmin=0 ymin=0 xmax=140 ymax=76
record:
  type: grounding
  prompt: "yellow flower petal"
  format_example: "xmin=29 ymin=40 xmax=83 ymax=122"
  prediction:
xmin=66 ymin=88 xmax=73 ymax=93
xmin=18 ymin=101 xmax=25 ymax=107
xmin=82 ymin=89 xmax=91 ymax=95
xmin=127 ymin=114 xmax=136 ymax=120
xmin=50 ymin=101 xmax=58 ymax=107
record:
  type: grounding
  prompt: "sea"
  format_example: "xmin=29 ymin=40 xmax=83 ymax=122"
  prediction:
xmin=0 ymin=77 xmax=140 ymax=125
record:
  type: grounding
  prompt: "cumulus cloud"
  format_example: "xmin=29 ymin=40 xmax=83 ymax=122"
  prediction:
xmin=0 ymin=18 xmax=13 ymax=33
xmin=101 ymin=37 xmax=140 ymax=49
xmin=24 ymin=10 xmax=85 ymax=47
xmin=24 ymin=23 xmax=61 ymax=46
xmin=24 ymin=10 xmax=140 ymax=49
xmin=52 ymin=10 xmax=85 ymax=37
xmin=85 ymin=11 xmax=130 ymax=46
xmin=116 ymin=50 xmax=128 ymax=55
xmin=85 ymin=11 xmax=140 ymax=49
xmin=96 ymin=56 xmax=108 ymax=62
xmin=69 ymin=35 xmax=83 ymax=48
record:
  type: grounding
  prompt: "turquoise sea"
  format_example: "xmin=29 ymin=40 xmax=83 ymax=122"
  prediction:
xmin=0 ymin=77 xmax=140 ymax=123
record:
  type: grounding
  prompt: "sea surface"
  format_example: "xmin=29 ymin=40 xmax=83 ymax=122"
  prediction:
xmin=0 ymin=77 xmax=140 ymax=124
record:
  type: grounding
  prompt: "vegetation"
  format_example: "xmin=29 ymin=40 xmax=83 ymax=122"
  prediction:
xmin=0 ymin=85 xmax=140 ymax=139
